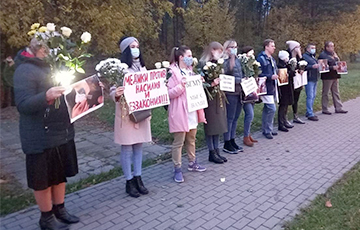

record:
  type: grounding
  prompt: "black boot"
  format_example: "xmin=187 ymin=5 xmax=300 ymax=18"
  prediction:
xmin=223 ymin=140 xmax=237 ymax=154
xmin=53 ymin=203 xmax=79 ymax=224
xmin=209 ymin=150 xmax=224 ymax=164
xmin=133 ymin=176 xmax=149 ymax=195
xmin=39 ymin=214 xmax=69 ymax=230
xmin=230 ymin=139 xmax=243 ymax=152
xmin=278 ymin=125 xmax=289 ymax=132
xmin=215 ymin=148 xmax=227 ymax=162
xmin=126 ymin=178 xmax=140 ymax=197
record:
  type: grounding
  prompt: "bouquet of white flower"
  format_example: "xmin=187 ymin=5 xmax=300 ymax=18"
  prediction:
xmin=202 ymin=58 xmax=227 ymax=103
xmin=238 ymin=54 xmax=262 ymax=78
xmin=95 ymin=58 xmax=128 ymax=86
xmin=298 ymin=60 xmax=308 ymax=71
xmin=28 ymin=22 xmax=92 ymax=108
xmin=155 ymin=61 xmax=172 ymax=80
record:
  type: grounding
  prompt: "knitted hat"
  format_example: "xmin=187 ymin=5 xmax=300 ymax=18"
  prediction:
xmin=286 ymin=40 xmax=300 ymax=51
xmin=278 ymin=50 xmax=289 ymax=61
xmin=119 ymin=37 xmax=139 ymax=52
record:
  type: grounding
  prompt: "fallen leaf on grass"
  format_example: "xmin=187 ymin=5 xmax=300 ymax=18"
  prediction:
xmin=325 ymin=200 xmax=332 ymax=208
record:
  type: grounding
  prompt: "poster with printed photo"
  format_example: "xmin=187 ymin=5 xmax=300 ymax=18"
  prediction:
xmin=336 ymin=61 xmax=348 ymax=74
xmin=64 ymin=75 xmax=104 ymax=123
xmin=278 ymin=68 xmax=289 ymax=86
xmin=257 ymin=77 xmax=267 ymax=95
xmin=318 ymin=59 xmax=329 ymax=73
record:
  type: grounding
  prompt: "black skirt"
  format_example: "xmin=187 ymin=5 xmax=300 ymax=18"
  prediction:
xmin=26 ymin=140 xmax=78 ymax=191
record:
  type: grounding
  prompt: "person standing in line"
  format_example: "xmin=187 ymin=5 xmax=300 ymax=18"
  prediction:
xmin=110 ymin=36 xmax=151 ymax=198
xmin=199 ymin=41 xmax=228 ymax=164
xmin=222 ymin=40 xmax=244 ymax=153
xmin=286 ymin=40 xmax=306 ymax=124
xmin=256 ymin=39 xmax=279 ymax=139
xmin=240 ymin=46 xmax=259 ymax=147
xmin=319 ymin=41 xmax=348 ymax=114
xmin=277 ymin=50 xmax=295 ymax=132
xmin=167 ymin=45 xmax=207 ymax=183
xmin=303 ymin=43 xmax=320 ymax=121
xmin=14 ymin=38 xmax=79 ymax=230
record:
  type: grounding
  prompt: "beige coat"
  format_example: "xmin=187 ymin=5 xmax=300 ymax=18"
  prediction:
xmin=110 ymin=64 xmax=152 ymax=145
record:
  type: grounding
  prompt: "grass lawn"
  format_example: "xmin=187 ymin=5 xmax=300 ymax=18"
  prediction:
xmin=284 ymin=162 xmax=360 ymax=230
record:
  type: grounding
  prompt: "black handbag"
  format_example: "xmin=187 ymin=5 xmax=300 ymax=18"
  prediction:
xmin=129 ymin=109 xmax=151 ymax=123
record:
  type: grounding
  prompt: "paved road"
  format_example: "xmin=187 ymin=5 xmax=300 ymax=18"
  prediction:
xmin=0 ymin=107 xmax=171 ymax=189
xmin=1 ymin=97 xmax=360 ymax=230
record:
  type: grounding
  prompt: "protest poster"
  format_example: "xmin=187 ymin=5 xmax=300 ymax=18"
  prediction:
xmin=336 ymin=61 xmax=348 ymax=74
xmin=257 ymin=77 xmax=267 ymax=95
xmin=294 ymin=72 xmax=302 ymax=89
xmin=64 ymin=75 xmax=104 ymax=123
xmin=123 ymin=68 xmax=170 ymax=113
xmin=185 ymin=74 xmax=208 ymax=112
xmin=219 ymin=74 xmax=235 ymax=92
xmin=301 ymin=71 xmax=308 ymax=86
xmin=318 ymin=59 xmax=329 ymax=73
xmin=241 ymin=77 xmax=258 ymax=96
xmin=278 ymin=68 xmax=289 ymax=86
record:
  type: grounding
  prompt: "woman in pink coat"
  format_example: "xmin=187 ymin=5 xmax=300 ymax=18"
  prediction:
xmin=167 ymin=45 xmax=207 ymax=183
xmin=110 ymin=37 xmax=151 ymax=197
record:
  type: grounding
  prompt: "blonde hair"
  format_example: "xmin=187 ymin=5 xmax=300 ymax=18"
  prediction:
xmin=223 ymin=39 xmax=237 ymax=59
xmin=199 ymin=41 xmax=223 ymax=63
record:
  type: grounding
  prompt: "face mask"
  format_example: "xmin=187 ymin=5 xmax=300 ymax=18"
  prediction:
xmin=183 ymin=56 xmax=193 ymax=67
xmin=230 ymin=48 xmax=237 ymax=55
xmin=310 ymin=49 xmax=316 ymax=55
xmin=131 ymin=48 xmax=140 ymax=58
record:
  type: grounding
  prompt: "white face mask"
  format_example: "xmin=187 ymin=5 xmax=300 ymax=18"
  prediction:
xmin=131 ymin=48 xmax=140 ymax=58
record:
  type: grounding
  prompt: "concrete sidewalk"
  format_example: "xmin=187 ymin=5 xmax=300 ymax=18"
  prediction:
xmin=1 ymin=97 xmax=360 ymax=230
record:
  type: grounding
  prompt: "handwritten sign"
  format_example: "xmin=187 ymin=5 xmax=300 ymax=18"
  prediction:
xmin=219 ymin=74 xmax=235 ymax=92
xmin=185 ymin=75 xmax=208 ymax=112
xmin=123 ymin=69 xmax=170 ymax=113
xmin=241 ymin=77 xmax=258 ymax=96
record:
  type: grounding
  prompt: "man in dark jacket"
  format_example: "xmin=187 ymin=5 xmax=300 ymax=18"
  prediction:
xmin=318 ymin=41 xmax=347 ymax=114
xmin=303 ymin=43 xmax=320 ymax=121
xmin=257 ymin=39 xmax=279 ymax=139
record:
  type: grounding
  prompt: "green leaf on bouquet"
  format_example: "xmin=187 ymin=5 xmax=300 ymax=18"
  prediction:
xmin=75 ymin=66 xmax=85 ymax=74
xmin=58 ymin=54 xmax=69 ymax=61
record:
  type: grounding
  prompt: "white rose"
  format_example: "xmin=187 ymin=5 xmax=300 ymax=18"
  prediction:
xmin=155 ymin=62 xmax=162 ymax=69
xmin=60 ymin=27 xmax=72 ymax=37
xmin=192 ymin=58 xmax=198 ymax=66
xmin=46 ymin=23 xmax=56 ymax=32
xmin=81 ymin=32 xmax=91 ymax=43
xmin=217 ymin=58 xmax=224 ymax=64
xmin=203 ymin=65 xmax=209 ymax=70
xmin=162 ymin=61 xmax=170 ymax=68
xmin=119 ymin=63 xmax=128 ymax=69
xmin=206 ymin=62 xmax=213 ymax=67
xmin=298 ymin=60 xmax=308 ymax=66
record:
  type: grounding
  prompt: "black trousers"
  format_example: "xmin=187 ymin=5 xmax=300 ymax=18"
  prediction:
xmin=278 ymin=104 xmax=288 ymax=127
xmin=292 ymin=87 xmax=302 ymax=115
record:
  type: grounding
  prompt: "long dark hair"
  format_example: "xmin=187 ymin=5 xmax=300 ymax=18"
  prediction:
xmin=169 ymin=45 xmax=190 ymax=65
xmin=118 ymin=37 xmax=145 ymax=68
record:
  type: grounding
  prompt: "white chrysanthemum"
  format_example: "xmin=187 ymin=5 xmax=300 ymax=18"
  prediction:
xmin=206 ymin=62 xmax=213 ymax=67
xmin=203 ymin=65 xmax=209 ymax=70
xmin=298 ymin=60 xmax=308 ymax=66
xmin=155 ymin=62 xmax=162 ymax=69
xmin=217 ymin=58 xmax=224 ymax=64
xmin=162 ymin=61 xmax=170 ymax=68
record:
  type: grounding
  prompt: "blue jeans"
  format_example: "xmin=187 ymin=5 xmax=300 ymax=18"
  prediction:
xmin=120 ymin=143 xmax=143 ymax=180
xmin=205 ymin=135 xmax=219 ymax=151
xmin=243 ymin=103 xmax=254 ymax=137
xmin=305 ymin=81 xmax=317 ymax=117
xmin=262 ymin=103 xmax=276 ymax=134
xmin=223 ymin=94 xmax=242 ymax=141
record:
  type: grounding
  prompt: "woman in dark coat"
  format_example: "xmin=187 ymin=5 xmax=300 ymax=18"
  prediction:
xmin=14 ymin=38 xmax=79 ymax=230
xmin=277 ymin=50 xmax=295 ymax=132
xmin=199 ymin=41 xmax=228 ymax=164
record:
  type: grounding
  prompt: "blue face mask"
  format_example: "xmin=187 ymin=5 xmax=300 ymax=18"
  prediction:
xmin=131 ymin=48 xmax=140 ymax=58
xmin=183 ymin=56 xmax=193 ymax=67
xmin=310 ymin=49 xmax=316 ymax=55
xmin=230 ymin=48 xmax=237 ymax=55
